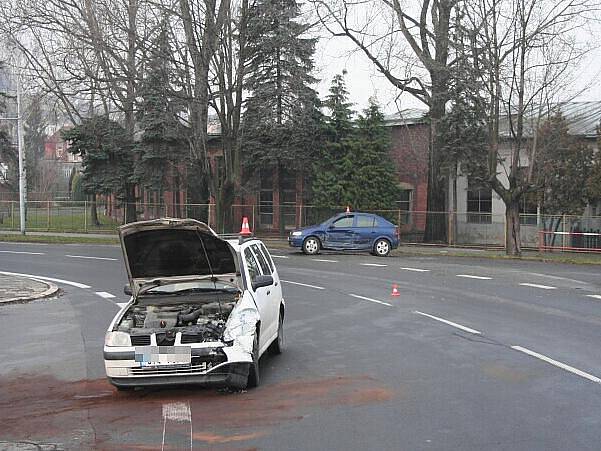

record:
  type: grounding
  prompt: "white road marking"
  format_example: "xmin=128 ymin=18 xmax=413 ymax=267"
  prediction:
xmin=95 ymin=291 xmax=116 ymax=299
xmin=116 ymin=302 xmax=129 ymax=309
xmin=0 ymin=271 xmax=91 ymax=289
xmin=511 ymin=346 xmax=601 ymax=384
xmin=280 ymin=279 xmax=325 ymax=290
xmin=401 ymin=267 xmax=430 ymax=272
xmin=520 ymin=283 xmax=556 ymax=290
xmin=0 ymin=250 xmax=45 ymax=255
xmin=586 ymin=295 xmax=601 ymax=300
xmin=65 ymin=254 xmax=118 ymax=261
xmin=312 ymin=258 xmax=339 ymax=263
xmin=413 ymin=311 xmax=482 ymax=335
xmin=349 ymin=294 xmax=393 ymax=307
xmin=360 ymin=263 xmax=388 ymax=267
xmin=456 ymin=274 xmax=492 ymax=280
xmin=271 ymin=255 xmax=289 ymax=259
xmin=161 ymin=401 xmax=192 ymax=451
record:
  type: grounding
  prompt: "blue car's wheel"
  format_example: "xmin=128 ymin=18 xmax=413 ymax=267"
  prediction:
xmin=374 ymin=238 xmax=391 ymax=257
xmin=302 ymin=236 xmax=320 ymax=255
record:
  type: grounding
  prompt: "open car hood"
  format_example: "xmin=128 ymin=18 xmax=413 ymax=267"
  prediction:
xmin=119 ymin=218 xmax=239 ymax=297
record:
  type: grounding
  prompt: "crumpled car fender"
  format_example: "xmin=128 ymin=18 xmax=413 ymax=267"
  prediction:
xmin=222 ymin=291 xmax=260 ymax=354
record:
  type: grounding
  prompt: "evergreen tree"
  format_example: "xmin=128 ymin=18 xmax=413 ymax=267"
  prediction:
xmin=311 ymin=72 xmax=355 ymax=209
xmin=242 ymin=0 xmax=322 ymax=233
xmin=586 ymin=124 xmax=601 ymax=206
xmin=134 ymin=27 xmax=188 ymax=212
xmin=63 ymin=117 xmax=135 ymax=222
xmin=537 ymin=112 xmax=593 ymax=216
xmin=346 ymin=100 xmax=401 ymax=210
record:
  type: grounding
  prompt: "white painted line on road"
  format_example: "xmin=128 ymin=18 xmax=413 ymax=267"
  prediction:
xmin=161 ymin=401 xmax=192 ymax=451
xmin=520 ymin=283 xmax=556 ymax=290
xmin=360 ymin=263 xmax=388 ymax=267
xmin=0 ymin=271 xmax=91 ymax=289
xmin=586 ymin=295 xmax=601 ymax=300
xmin=271 ymin=255 xmax=289 ymax=259
xmin=0 ymin=250 xmax=45 ymax=255
xmin=312 ymin=258 xmax=339 ymax=263
xmin=456 ymin=274 xmax=492 ymax=280
xmin=95 ymin=291 xmax=116 ymax=299
xmin=401 ymin=267 xmax=430 ymax=272
xmin=413 ymin=311 xmax=482 ymax=335
xmin=281 ymin=279 xmax=325 ymax=290
xmin=511 ymin=346 xmax=601 ymax=384
xmin=66 ymin=254 xmax=118 ymax=261
xmin=349 ymin=294 xmax=393 ymax=307
xmin=116 ymin=302 xmax=129 ymax=309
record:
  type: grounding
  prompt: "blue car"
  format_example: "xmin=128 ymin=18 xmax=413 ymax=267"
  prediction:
xmin=288 ymin=212 xmax=400 ymax=257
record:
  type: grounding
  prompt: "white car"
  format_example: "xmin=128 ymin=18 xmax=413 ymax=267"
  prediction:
xmin=104 ymin=218 xmax=285 ymax=390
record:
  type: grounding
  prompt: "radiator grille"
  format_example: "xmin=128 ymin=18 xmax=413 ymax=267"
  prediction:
xmin=130 ymin=335 xmax=151 ymax=346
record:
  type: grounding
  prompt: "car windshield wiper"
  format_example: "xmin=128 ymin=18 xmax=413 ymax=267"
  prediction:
xmin=165 ymin=287 xmax=238 ymax=295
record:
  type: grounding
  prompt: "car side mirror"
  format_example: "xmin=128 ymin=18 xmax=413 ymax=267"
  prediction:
xmin=124 ymin=284 xmax=132 ymax=296
xmin=252 ymin=274 xmax=273 ymax=291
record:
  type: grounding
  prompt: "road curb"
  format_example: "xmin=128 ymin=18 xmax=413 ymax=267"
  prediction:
xmin=0 ymin=276 xmax=60 ymax=305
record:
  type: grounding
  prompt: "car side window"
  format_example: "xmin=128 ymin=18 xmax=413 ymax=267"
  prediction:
xmin=331 ymin=216 xmax=353 ymax=228
xmin=244 ymin=247 xmax=262 ymax=283
xmin=258 ymin=242 xmax=275 ymax=273
xmin=375 ymin=217 xmax=391 ymax=228
xmin=356 ymin=215 xmax=375 ymax=228
xmin=251 ymin=244 xmax=271 ymax=275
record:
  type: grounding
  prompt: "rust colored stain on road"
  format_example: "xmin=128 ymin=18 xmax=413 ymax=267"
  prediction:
xmin=0 ymin=374 xmax=394 ymax=449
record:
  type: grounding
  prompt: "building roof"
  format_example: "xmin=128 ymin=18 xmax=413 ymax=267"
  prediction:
xmin=384 ymin=109 xmax=428 ymax=126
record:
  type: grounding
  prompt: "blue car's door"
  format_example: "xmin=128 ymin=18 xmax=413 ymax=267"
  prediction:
xmin=323 ymin=215 xmax=354 ymax=249
xmin=351 ymin=214 xmax=376 ymax=249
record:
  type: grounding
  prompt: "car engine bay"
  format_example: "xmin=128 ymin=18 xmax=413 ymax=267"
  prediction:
xmin=117 ymin=295 xmax=238 ymax=344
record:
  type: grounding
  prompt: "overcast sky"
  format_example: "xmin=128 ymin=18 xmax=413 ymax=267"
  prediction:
xmin=312 ymin=22 xmax=601 ymax=116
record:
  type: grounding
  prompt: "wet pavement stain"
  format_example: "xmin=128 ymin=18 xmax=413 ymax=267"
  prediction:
xmin=0 ymin=374 xmax=394 ymax=449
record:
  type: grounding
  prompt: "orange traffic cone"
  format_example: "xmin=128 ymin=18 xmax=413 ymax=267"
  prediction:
xmin=391 ymin=284 xmax=400 ymax=297
xmin=240 ymin=216 xmax=252 ymax=236
xmin=346 ymin=205 xmax=350 ymax=213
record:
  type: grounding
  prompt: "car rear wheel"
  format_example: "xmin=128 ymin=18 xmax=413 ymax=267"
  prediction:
xmin=247 ymin=332 xmax=260 ymax=388
xmin=374 ymin=238 xmax=391 ymax=257
xmin=302 ymin=236 xmax=320 ymax=255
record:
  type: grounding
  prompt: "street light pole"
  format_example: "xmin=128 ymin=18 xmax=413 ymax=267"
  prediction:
xmin=16 ymin=73 xmax=27 ymax=235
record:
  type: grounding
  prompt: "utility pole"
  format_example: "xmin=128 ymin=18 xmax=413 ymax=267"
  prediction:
xmin=16 ymin=73 xmax=27 ymax=235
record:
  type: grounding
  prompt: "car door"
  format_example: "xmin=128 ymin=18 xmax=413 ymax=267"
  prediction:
xmin=249 ymin=243 xmax=280 ymax=343
xmin=242 ymin=245 xmax=275 ymax=350
xmin=351 ymin=214 xmax=376 ymax=249
xmin=323 ymin=215 xmax=354 ymax=249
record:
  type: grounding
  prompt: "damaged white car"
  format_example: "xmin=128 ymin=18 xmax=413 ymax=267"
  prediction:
xmin=104 ymin=218 xmax=285 ymax=390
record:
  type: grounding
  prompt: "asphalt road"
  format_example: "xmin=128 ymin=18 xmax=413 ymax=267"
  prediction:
xmin=0 ymin=242 xmax=600 ymax=450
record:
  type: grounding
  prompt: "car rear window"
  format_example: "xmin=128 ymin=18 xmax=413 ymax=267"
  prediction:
xmin=356 ymin=216 xmax=375 ymax=227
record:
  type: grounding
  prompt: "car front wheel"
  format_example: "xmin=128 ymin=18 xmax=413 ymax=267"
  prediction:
xmin=302 ymin=236 xmax=320 ymax=255
xmin=374 ymin=238 xmax=391 ymax=257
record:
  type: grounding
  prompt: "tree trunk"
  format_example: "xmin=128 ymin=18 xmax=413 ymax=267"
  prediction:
xmin=124 ymin=184 xmax=137 ymax=224
xmin=505 ymin=200 xmax=521 ymax=256
xmin=89 ymin=194 xmax=100 ymax=226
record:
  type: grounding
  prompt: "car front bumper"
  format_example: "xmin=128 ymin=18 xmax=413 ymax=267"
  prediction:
xmin=104 ymin=343 xmax=252 ymax=388
xmin=288 ymin=236 xmax=303 ymax=247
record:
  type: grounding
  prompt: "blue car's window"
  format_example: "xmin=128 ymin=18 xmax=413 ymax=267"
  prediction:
xmin=331 ymin=216 xmax=353 ymax=228
xmin=356 ymin=216 xmax=375 ymax=228
xmin=375 ymin=217 xmax=392 ymax=227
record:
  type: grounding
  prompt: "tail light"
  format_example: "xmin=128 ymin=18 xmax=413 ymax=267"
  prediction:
xmin=395 ymin=226 xmax=400 ymax=239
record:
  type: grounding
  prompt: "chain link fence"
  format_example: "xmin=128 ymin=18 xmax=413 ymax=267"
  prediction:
xmin=1 ymin=200 xmax=600 ymax=252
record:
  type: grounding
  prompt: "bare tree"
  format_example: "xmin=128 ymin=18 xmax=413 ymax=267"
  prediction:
xmin=313 ymin=0 xmax=459 ymax=242
xmin=464 ymin=0 xmax=597 ymax=255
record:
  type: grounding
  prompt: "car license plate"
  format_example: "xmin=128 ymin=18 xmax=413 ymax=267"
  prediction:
xmin=134 ymin=346 xmax=191 ymax=367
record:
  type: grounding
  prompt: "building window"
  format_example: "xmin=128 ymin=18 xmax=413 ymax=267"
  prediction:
xmin=259 ymin=169 xmax=273 ymax=226
xmin=520 ymin=192 xmax=538 ymax=225
xmin=467 ymin=179 xmax=492 ymax=224
xmin=398 ymin=189 xmax=413 ymax=225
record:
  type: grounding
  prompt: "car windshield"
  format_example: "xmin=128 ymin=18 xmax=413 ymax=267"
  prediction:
xmin=141 ymin=280 xmax=238 ymax=295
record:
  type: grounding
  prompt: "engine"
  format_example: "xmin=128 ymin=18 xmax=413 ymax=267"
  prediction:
xmin=117 ymin=300 xmax=237 ymax=344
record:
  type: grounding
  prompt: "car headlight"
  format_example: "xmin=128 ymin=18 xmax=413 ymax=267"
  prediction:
xmin=291 ymin=231 xmax=302 ymax=236
xmin=105 ymin=331 xmax=131 ymax=347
